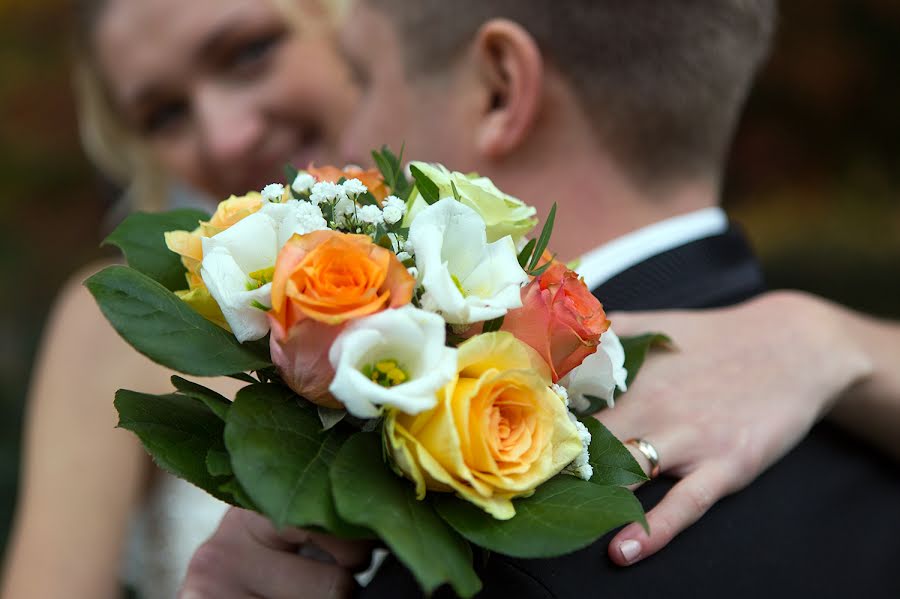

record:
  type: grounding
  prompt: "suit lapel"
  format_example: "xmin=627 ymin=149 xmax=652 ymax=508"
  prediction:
xmin=591 ymin=225 xmax=766 ymax=311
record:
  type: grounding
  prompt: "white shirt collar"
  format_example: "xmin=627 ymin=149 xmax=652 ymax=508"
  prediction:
xmin=575 ymin=207 xmax=728 ymax=291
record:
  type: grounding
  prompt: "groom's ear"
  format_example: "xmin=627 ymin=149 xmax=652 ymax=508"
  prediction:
xmin=470 ymin=19 xmax=543 ymax=160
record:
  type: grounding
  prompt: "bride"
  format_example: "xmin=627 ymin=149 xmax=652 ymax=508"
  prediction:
xmin=1 ymin=1 xmax=357 ymax=597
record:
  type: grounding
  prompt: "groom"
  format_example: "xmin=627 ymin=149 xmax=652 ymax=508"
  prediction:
xmin=341 ymin=1 xmax=900 ymax=596
xmin=182 ymin=0 xmax=900 ymax=597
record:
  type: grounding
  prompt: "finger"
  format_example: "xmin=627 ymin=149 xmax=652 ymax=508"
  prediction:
xmin=607 ymin=462 xmax=732 ymax=566
xmin=181 ymin=540 xmax=357 ymax=599
xmin=235 ymin=508 xmax=374 ymax=571
xmin=307 ymin=532 xmax=376 ymax=571
xmin=241 ymin=547 xmax=358 ymax=599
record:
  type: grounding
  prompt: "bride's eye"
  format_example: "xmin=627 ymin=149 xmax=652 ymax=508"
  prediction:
xmin=141 ymin=98 xmax=189 ymax=136
xmin=225 ymin=30 xmax=285 ymax=77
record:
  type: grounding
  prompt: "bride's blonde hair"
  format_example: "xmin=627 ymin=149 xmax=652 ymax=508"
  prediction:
xmin=72 ymin=0 xmax=346 ymax=212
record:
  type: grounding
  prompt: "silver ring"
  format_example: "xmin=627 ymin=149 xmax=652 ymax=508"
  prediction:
xmin=625 ymin=438 xmax=661 ymax=479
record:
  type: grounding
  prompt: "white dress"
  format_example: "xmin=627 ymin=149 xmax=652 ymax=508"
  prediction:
xmin=122 ymin=473 xmax=230 ymax=598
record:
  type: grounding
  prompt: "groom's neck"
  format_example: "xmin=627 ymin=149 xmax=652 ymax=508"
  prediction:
xmin=484 ymin=136 xmax=721 ymax=263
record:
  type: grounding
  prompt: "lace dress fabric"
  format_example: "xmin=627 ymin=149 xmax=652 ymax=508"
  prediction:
xmin=122 ymin=473 xmax=229 ymax=598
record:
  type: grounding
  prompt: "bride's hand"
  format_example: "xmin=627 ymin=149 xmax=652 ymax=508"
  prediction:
xmin=179 ymin=508 xmax=372 ymax=598
xmin=596 ymin=291 xmax=872 ymax=566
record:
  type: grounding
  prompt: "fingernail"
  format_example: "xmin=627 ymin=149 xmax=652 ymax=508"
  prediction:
xmin=619 ymin=539 xmax=641 ymax=564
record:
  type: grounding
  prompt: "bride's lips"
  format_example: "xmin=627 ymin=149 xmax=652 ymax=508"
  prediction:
xmin=236 ymin=127 xmax=325 ymax=192
xmin=230 ymin=144 xmax=324 ymax=194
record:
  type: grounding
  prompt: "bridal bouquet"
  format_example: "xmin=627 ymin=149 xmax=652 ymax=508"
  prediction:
xmin=88 ymin=148 xmax=664 ymax=596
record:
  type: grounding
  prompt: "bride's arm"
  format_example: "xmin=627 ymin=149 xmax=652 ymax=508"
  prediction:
xmin=595 ymin=290 xmax=898 ymax=567
xmin=826 ymin=306 xmax=900 ymax=459
xmin=0 ymin=263 xmax=172 ymax=599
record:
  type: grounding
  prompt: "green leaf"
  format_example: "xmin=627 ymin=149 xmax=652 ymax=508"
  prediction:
xmin=170 ymin=376 xmax=232 ymax=421
xmin=207 ymin=447 xmax=233 ymax=477
xmin=372 ymin=145 xmax=412 ymax=200
xmin=103 ymin=209 xmax=209 ymax=291
xmin=450 ymin=180 xmax=461 ymax=201
xmin=527 ymin=203 xmax=557 ymax=271
xmin=115 ymin=389 xmax=235 ymax=503
xmin=527 ymin=259 xmax=554 ymax=278
xmin=372 ymin=150 xmax=393 ymax=185
xmin=224 ymin=384 xmax=364 ymax=536
xmin=409 ymin=164 xmax=440 ymax=205
xmin=619 ymin=333 xmax=672 ymax=392
xmin=358 ymin=191 xmax=379 ymax=207
xmin=85 ymin=266 xmax=271 ymax=376
xmin=481 ymin=316 xmax=505 ymax=334
xmin=219 ymin=478 xmax=259 ymax=511
xmin=284 ymin=163 xmax=300 ymax=185
xmin=436 ymin=476 xmax=647 ymax=559
xmin=517 ymin=238 xmax=537 ymax=268
xmin=331 ymin=433 xmax=482 ymax=597
xmin=574 ymin=393 xmax=610 ymax=416
xmin=580 ymin=416 xmax=648 ymax=486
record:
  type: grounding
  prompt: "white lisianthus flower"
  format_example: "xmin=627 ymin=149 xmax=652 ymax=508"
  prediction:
xmin=405 ymin=162 xmax=537 ymax=243
xmin=560 ymin=328 xmax=629 ymax=411
xmin=408 ymin=198 xmax=529 ymax=324
xmin=199 ymin=201 xmax=327 ymax=342
xmin=328 ymin=306 xmax=457 ymax=418
xmin=291 ymin=172 xmax=316 ymax=194
xmin=261 ymin=183 xmax=285 ymax=202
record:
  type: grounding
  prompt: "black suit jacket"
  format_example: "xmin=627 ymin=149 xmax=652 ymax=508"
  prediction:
xmin=361 ymin=227 xmax=900 ymax=599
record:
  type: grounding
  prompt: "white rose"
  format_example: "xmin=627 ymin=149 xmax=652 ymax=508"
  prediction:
xmin=405 ymin=162 xmax=537 ymax=243
xmin=560 ymin=328 xmax=629 ymax=411
xmin=328 ymin=306 xmax=457 ymax=418
xmin=408 ymin=198 xmax=529 ymax=324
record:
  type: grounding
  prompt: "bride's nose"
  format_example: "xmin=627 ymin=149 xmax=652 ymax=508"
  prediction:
xmin=194 ymin=86 xmax=266 ymax=168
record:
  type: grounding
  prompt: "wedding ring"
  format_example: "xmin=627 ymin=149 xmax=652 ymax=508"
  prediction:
xmin=625 ymin=438 xmax=661 ymax=479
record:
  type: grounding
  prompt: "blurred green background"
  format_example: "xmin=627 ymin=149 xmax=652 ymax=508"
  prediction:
xmin=0 ymin=0 xmax=898 ymax=560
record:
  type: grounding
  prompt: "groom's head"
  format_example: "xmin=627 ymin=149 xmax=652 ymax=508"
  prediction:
xmin=339 ymin=0 xmax=775 ymax=198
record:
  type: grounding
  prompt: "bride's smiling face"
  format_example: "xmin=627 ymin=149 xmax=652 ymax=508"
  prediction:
xmin=94 ymin=0 xmax=357 ymax=198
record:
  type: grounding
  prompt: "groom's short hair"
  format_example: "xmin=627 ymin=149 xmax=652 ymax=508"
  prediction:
xmin=366 ymin=0 xmax=776 ymax=188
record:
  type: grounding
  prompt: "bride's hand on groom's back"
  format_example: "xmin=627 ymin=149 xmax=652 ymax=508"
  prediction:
xmin=596 ymin=291 xmax=875 ymax=567
xmin=179 ymin=507 xmax=372 ymax=599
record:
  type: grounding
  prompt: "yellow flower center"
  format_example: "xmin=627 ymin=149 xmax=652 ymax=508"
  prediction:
xmin=362 ymin=359 xmax=409 ymax=387
xmin=246 ymin=266 xmax=276 ymax=290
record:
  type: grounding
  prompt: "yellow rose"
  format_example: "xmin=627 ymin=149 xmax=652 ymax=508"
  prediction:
xmin=384 ymin=332 xmax=582 ymax=520
xmin=200 ymin=191 xmax=265 ymax=236
xmin=164 ymin=192 xmax=264 ymax=328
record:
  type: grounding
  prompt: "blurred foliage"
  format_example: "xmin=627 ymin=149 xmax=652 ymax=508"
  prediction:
xmin=0 ymin=0 xmax=898 ymax=567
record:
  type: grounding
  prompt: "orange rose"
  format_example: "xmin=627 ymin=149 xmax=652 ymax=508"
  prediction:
xmin=268 ymin=230 xmax=415 ymax=406
xmin=307 ymin=165 xmax=389 ymax=202
xmin=501 ymin=262 xmax=609 ymax=382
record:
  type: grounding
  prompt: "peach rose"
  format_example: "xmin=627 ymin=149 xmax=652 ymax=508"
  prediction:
xmin=384 ymin=332 xmax=582 ymax=519
xmin=502 ymin=262 xmax=609 ymax=382
xmin=268 ymin=230 xmax=415 ymax=407
xmin=307 ymin=165 xmax=389 ymax=202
